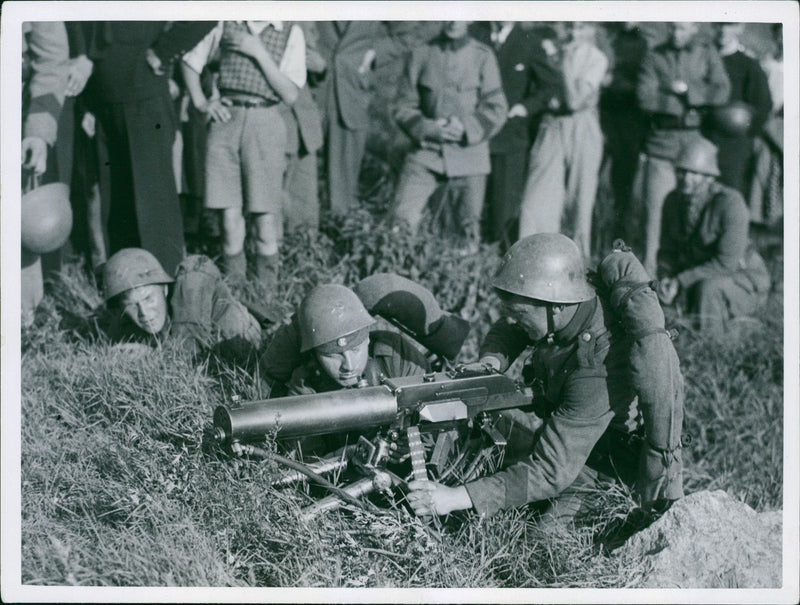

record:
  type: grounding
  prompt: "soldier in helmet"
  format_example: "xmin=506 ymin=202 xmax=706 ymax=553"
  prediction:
xmin=260 ymin=276 xmax=470 ymax=397
xmin=407 ymin=233 xmax=684 ymax=522
xmin=656 ymin=136 xmax=771 ymax=333
xmin=102 ymin=249 xmax=261 ymax=357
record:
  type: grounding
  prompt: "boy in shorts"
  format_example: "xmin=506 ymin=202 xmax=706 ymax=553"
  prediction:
xmin=182 ymin=21 xmax=306 ymax=291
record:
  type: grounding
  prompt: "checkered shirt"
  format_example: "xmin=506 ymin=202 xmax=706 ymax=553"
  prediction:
xmin=218 ymin=21 xmax=293 ymax=101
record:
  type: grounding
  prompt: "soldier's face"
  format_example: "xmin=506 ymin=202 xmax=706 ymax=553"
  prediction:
xmin=501 ymin=295 xmax=551 ymax=342
xmin=670 ymin=22 xmax=698 ymax=48
xmin=443 ymin=21 xmax=470 ymax=40
xmin=677 ymin=168 xmax=714 ymax=197
xmin=315 ymin=339 xmax=370 ymax=387
xmin=121 ymin=284 xmax=169 ymax=334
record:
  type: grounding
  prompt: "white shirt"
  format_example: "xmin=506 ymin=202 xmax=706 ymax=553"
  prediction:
xmin=491 ymin=23 xmax=515 ymax=47
xmin=182 ymin=21 xmax=307 ymax=89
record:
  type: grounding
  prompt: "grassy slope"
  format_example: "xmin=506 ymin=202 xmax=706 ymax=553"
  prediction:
xmin=19 ymin=214 xmax=784 ymax=587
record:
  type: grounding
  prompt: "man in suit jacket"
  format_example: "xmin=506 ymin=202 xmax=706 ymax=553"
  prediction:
xmin=315 ymin=21 xmax=387 ymax=214
xmin=470 ymin=22 xmax=564 ymax=249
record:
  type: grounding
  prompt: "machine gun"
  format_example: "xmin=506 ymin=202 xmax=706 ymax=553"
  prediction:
xmin=212 ymin=367 xmax=534 ymax=518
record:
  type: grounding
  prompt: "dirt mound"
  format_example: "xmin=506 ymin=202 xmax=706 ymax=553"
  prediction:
xmin=616 ymin=490 xmax=781 ymax=588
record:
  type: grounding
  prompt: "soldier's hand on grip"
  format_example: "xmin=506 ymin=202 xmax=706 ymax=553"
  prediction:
xmin=407 ymin=480 xmax=472 ymax=517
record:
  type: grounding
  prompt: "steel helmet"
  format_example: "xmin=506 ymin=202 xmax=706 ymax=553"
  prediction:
xmin=298 ymin=284 xmax=376 ymax=352
xmin=103 ymin=248 xmax=174 ymax=301
xmin=674 ymin=136 xmax=721 ymax=177
xmin=21 ymin=182 xmax=73 ymax=254
xmin=492 ymin=233 xmax=595 ymax=303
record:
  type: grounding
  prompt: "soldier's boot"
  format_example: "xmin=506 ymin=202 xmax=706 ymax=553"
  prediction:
xmin=220 ymin=250 xmax=247 ymax=288
xmin=250 ymin=253 xmax=280 ymax=294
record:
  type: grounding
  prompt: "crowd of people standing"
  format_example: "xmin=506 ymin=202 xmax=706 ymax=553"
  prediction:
xmin=21 ymin=20 xmax=783 ymax=333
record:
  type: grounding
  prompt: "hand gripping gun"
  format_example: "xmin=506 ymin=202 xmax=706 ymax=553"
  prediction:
xmin=212 ymin=366 xmax=531 ymax=518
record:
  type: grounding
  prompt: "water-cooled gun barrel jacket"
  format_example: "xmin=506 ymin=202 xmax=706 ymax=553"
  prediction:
xmin=394 ymin=34 xmax=508 ymax=178
xmin=463 ymin=295 xmax=682 ymax=517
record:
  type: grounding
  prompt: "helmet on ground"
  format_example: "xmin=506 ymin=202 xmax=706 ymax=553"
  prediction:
xmin=103 ymin=248 xmax=174 ymax=301
xmin=674 ymin=136 xmax=721 ymax=177
xmin=492 ymin=233 xmax=595 ymax=303
xmin=708 ymin=101 xmax=753 ymax=137
xmin=21 ymin=183 xmax=73 ymax=254
xmin=299 ymin=284 xmax=376 ymax=352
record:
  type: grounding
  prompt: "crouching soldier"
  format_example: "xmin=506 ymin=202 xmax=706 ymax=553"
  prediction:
xmin=260 ymin=274 xmax=470 ymax=397
xmin=407 ymin=233 xmax=684 ymax=523
xmin=656 ymin=136 xmax=771 ymax=334
xmin=103 ymin=249 xmax=261 ymax=358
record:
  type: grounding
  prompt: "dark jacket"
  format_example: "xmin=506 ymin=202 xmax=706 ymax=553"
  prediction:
xmin=470 ymin=23 xmax=564 ymax=154
xmin=315 ymin=21 xmax=387 ymax=130
xmin=465 ymin=296 xmax=641 ymax=516
xmin=86 ymin=21 xmax=216 ymax=103
xmin=658 ymin=182 xmax=770 ymax=292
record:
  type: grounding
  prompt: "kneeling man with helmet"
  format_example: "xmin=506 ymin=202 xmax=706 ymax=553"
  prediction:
xmin=408 ymin=233 xmax=685 ymax=523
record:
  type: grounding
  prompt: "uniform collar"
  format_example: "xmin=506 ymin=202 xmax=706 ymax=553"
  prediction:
xmin=552 ymin=297 xmax=598 ymax=345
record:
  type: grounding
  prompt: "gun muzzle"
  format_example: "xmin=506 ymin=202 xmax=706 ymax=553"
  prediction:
xmin=213 ymin=386 xmax=398 ymax=444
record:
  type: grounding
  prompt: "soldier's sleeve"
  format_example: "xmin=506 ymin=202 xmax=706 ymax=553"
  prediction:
xmin=259 ymin=317 xmax=305 ymax=389
xmin=522 ymin=38 xmax=564 ymax=116
xmin=465 ymin=367 xmax=615 ymax=516
xmin=151 ymin=21 xmax=217 ymax=65
xmin=394 ymin=48 xmax=441 ymax=144
xmin=686 ymin=45 xmax=730 ymax=108
xmin=24 ymin=22 xmax=68 ymax=145
xmin=635 ymin=50 xmax=663 ymax=114
xmin=460 ymin=47 xmax=508 ymax=146
xmin=479 ymin=319 xmax=531 ymax=372
xmin=676 ymin=192 xmax=751 ymax=288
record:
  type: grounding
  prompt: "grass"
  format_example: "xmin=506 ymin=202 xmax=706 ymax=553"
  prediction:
xmin=17 ymin=204 xmax=784 ymax=587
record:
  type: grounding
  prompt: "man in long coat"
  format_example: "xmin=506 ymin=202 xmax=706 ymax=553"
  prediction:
xmin=85 ymin=22 xmax=215 ymax=276
xmin=315 ymin=21 xmax=387 ymax=214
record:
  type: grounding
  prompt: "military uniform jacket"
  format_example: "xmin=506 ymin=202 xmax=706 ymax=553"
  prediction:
xmin=637 ymin=39 xmax=730 ymax=119
xmin=465 ymin=297 xmax=638 ymax=517
xmin=395 ymin=34 xmax=508 ymax=177
xmin=658 ymin=182 xmax=770 ymax=291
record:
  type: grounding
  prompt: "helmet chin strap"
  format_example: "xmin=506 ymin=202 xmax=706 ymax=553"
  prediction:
xmin=546 ymin=303 xmax=556 ymax=343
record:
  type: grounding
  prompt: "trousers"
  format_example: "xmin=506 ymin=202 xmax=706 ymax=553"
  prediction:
xmin=518 ymin=111 xmax=603 ymax=258
xmin=391 ymin=157 xmax=486 ymax=235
